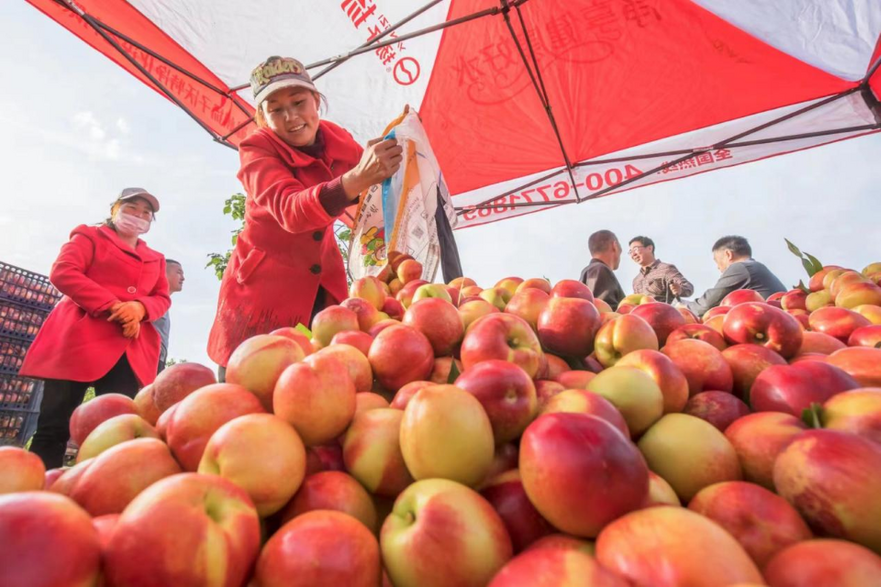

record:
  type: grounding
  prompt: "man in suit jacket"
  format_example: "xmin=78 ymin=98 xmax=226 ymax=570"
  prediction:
xmin=685 ymin=235 xmax=786 ymax=317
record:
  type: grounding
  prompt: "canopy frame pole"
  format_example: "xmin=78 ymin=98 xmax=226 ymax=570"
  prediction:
xmin=457 ymin=86 xmax=869 ymax=213
xmin=51 ymin=0 xmax=253 ymax=119
xmin=227 ymin=0 xmax=512 ymax=138
xmin=499 ymin=0 xmax=582 ymax=203
xmin=228 ymin=0 xmax=527 ymax=89
xmin=227 ymin=0 xmax=451 ymax=89
xmin=456 ymin=121 xmax=880 ymax=211
xmin=718 ymin=87 xmax=859 ymax=145
xmin=302 ymin=0 xmax=529 ymax=72
xmin=578 ymin=88 xmax=863 ymax=204
xmin=53 ymin=0 xmax=238 ymax=149
xmin=94 ymin=15 xmax=257 ymax=141
xmin=864 ymin=54 xmax=881 ymax=85
xmin=860 ymin=54 xmax=881 ymax=122
xmin=572 ymin=124 xmax=881 ymax=167
xmin=312 ymin=0 xmax=445 ymax=82
xmin=514 ymin=0 xmax=582 ymax=202
xmin=219 ymin=116 xmax=257 ymax=142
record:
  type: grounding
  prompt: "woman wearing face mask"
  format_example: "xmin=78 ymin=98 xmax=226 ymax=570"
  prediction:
xmin=20 ymin=188 xmax=171 ymax=467
xmin=207 ymin=56 xmax=403 ymax=376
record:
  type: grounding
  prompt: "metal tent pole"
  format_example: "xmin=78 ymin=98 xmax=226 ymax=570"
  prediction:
xmin=498 ymin=0 xmax=583 ymax=204
xmin=456 ymin=121 xmax=880 ymax=212
xmin=53 ymin=0 xmax=253 ymax=120
xmin=578 ymin=88 xmax=864 ymax=204
xmin=54 ymin=0 xmax=237 ymax=148
xmin=313 ymin=0 xmax=445 ymax=81
xmin=304 ymin=0 xmax=528 ymax=71
xmin=457 ymin=86 xmax=872 ymax=213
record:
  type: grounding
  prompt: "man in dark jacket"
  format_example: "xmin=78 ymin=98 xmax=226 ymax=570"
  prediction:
xmin=685 ymin=235 xmax=786 ymax=316
xmin=579 ymin=230 xmax=626 ymax=308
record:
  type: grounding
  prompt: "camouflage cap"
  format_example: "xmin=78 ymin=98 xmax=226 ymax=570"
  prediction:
xmin=250 ymin=56 xmax=317 ymax=105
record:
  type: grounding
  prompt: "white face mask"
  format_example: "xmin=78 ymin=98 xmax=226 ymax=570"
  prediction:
xmin=114 ymin=212 xmax=151 ymax=237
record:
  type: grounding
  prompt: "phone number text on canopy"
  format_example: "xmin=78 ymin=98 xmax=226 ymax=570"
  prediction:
xmin=460 ymin=164 xmax=644 ymax=222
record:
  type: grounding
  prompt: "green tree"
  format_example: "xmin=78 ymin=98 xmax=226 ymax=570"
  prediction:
xmin=336 ymin=225 xmax=352 ymax=270
xmin=206 ymin=193 xmax=245 ymax=280
xmin=207 ymin=193 xmax=353 ymax=286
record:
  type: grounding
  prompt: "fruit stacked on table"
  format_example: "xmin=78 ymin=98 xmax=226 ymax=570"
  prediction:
xmin=2 ymin=254 xmax=880 ymax=586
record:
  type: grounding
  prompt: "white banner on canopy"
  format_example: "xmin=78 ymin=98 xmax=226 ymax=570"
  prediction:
xmin=455 ymin=91 xmax=880 ymax=228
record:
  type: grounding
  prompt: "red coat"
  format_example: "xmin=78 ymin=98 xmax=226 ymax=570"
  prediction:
xmin=20 ymin=225 xmax=171 ymax=386
xmin=207 ymin=122 xmax=363 ymax=367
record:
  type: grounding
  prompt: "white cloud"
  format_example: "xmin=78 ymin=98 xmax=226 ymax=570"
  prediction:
xmin=116 ymin=117 xmax=130 ymax=134
xmin=0 ymin=110 xmax=148 ymax=165
xmin=101 ymin=138 xmax=121 ymax=160
xmin=72 ymin=111 xmax=97 ymax=126
xmin=73 ymin=111 xmax=104 ymax=137
xmin=71 ymin=110 xmax=118 ymax=160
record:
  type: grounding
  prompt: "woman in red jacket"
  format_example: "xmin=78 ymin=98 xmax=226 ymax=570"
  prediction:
xmin=21 ymin=189 xmax=171 ymax=467
xmin=208 ymin=56 xmax=402 ymax=374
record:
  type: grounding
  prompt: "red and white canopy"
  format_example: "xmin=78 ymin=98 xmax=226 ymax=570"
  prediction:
xmin=29 ymin=0 xmax=881 ymax=229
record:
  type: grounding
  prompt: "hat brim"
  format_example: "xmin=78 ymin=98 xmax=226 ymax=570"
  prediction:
xmin=119 ymin=192 xmax=160 ymax=213
xmin=255 ymin=78 xmax=318 ymax=106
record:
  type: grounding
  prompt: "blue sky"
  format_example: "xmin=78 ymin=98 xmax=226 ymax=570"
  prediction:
xmin=1 ymin=2 xmax=879 ymax=369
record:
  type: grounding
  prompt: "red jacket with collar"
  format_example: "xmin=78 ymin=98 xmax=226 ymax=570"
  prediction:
xmin=20 ymin=224 xmax=171 ymax=386
xmin=207 ymin=121 xmax=363 ymax=367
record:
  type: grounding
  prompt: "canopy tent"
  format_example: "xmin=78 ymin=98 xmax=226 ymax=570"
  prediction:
xmin=28 ymin=0 xmax=881 ymax=229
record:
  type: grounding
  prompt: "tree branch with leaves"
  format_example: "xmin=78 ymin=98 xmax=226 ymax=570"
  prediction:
xmin=207 ymin=192 xmax=353 ymax=286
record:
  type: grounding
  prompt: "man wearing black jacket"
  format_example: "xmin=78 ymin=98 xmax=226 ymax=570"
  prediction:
xmin=579 ymin=230 xmax=626 ymax=309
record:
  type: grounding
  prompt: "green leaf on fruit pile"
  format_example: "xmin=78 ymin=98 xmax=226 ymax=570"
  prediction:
xmin=784 ymin=239 xmax=824 ymax=279
xmin=447 ymin=360 xmax=461 ymax=384
xmin=294 ymin=323 xmax=312 ymax=338
xmin=804 ymin=253 xmax=824 ymax=276
xmin=795 ymin=280 xmax=810 ymax=294
xmin=801 ymin=258 xmax=815 ymax=277
xmin=801 ymin=403 xmax=823 ymax=429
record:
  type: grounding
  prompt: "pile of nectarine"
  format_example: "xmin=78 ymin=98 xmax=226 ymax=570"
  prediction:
xmin=2 ymin=259 xmax=880 ymax=586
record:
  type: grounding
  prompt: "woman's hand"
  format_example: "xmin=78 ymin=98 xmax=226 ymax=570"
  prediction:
xmin=403 ymin=104 xmax=422 ymax=121
xmin=342 ymin=137 xmax=404 ymax=199
xmin=122 ymin=320 xmax=140 ymax=339
xmin=108 ymin=301 xmax=147 ymax=325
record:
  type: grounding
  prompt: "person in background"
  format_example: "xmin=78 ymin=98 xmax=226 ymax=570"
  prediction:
xmin=20 ymin=188 xmax=170 ymax=468
xmin=629 ymin=235 xmax=694 ymax=303
xmin=154 ymin=259 xmax=184 ymax=374
xmin=207 ymin=56 xmax=402 ymax=381
xmin=579 ymin=230 xmax=626 ymax=308
xmin=685 ymin=235 xmax=786 ymax=317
